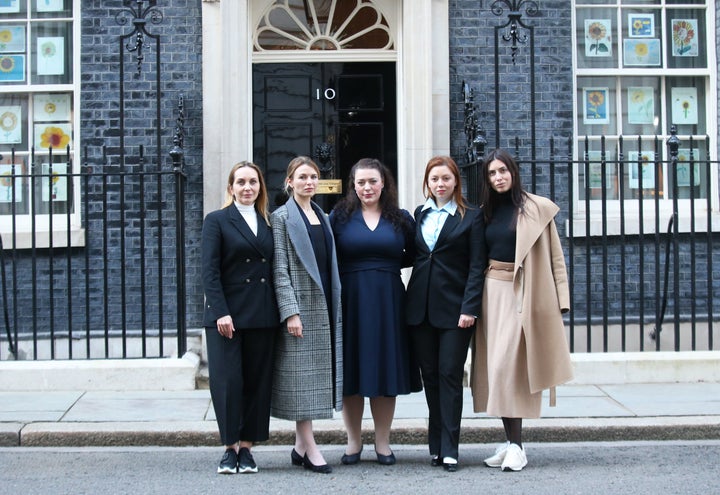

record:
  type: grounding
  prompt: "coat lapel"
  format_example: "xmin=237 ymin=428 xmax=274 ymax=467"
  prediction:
xmin=226 ymin=205 xmax=268 ymax=257
xmin=286 ymin=200 xmax=324 ymax=289
xmin=515 ymin=193 xmax=559 ymax=268
xmin=414 ymin=207 xmax=431 ymax=253
xmin=434 ymin=210 xmax=461 ymax=248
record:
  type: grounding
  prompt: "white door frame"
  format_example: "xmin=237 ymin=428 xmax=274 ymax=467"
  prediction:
xmin=200 ymin=0 xmax=449 ymax=214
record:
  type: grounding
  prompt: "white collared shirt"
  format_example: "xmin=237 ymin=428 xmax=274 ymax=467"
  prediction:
xmin=420 ymin=198 xmax=457 ymax=250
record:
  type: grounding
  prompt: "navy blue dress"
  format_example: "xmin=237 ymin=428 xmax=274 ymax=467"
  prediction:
xmin=331 ymin=209 xmax=421 ymax=397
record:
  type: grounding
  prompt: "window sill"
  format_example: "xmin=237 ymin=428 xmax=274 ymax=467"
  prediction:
xmin=566 ymin=212 xmax=720 ymax=237
xmin=1 ymin=228 xmax=86 ymax=250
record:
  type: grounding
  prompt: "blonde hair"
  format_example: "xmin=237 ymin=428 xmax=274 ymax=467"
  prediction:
xmin=224 ymin=161 xmax=270 ymax=225
xmin=284 ymin=156 xmax=320 ymax=196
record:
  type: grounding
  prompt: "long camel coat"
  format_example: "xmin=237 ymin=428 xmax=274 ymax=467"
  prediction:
xmin=471 ymin=193 xmax=573 ymax=413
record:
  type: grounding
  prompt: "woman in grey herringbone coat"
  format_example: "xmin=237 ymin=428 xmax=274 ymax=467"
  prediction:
xmin=271 ymin=156 xmax=343 ymax=474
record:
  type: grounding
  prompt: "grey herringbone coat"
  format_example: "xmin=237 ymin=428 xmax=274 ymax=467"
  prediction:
xmin=270 ymin=199 xmax=343 ymax=420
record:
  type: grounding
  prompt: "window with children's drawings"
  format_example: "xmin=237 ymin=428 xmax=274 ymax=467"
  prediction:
xmin=572 ymin=0 xmax=716 ymax=213
xmin=0 ymin=0 xmax=79 ymax=245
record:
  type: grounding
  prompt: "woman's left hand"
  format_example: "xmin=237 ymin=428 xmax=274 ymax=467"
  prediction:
xmin=457 ymin=314 xmax=477 ymax=328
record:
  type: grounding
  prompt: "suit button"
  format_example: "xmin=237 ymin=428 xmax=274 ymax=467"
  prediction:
xmin=245 ymin=258 xmax=251 ymax=263
xmin=245 ymin=278 xmax=251 ymax=283
xmin=261 ymin=258 xmax=267 ymax=263
xmin=260 ymin=278 xmax=266 ymax=283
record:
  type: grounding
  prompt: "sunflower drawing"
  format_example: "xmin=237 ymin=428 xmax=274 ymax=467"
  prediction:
xmin=634 ymin=43 xmax=648 ymax=57
xmin=0 ymin=111 xmax=17 ymax=132
xmin=585 ymin=90 xmax=607 ymax=122
xmin=0 ymin=29 xmax=12 ymax=45
xmin=0 ymin=56 xmax=15 ymax=73
xmin=672 ymin=20 xmax=696 ymax=56
xmin=40 ymin=41 xmax=56 ymax=58
xmin=0 ymin=171 xmax=12 ymax=188
xmin=586 ymin=20 xmax=610 ymax=56
xmin=628 ymin=88 xmax=653 ymax=124
xmin=39 ymin=126 xmax=71 ymax=150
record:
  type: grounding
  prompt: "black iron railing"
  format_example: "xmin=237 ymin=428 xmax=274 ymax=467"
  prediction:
xmin=0 ymin=97 xmax=187 ymax=360
xmin=460 ymin=119 xmax=718 ymax=352
xmin=0 ymin=148 xmax=187 ymax=360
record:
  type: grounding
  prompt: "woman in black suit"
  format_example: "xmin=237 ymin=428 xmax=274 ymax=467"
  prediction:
xmin=406 ymin=155 xmax=484 ymax=472
xmin=201 ymin=161 xmax=280 ymax=475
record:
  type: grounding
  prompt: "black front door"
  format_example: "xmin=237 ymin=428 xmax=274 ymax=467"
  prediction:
xmin=252 ymin=62 xmax=397 ymax=211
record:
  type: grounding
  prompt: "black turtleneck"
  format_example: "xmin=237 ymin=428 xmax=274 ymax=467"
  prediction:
xmin=484 ymin=193 xmax=517 ymax=262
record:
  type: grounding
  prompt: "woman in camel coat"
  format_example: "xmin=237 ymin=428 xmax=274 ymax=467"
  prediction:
xmin=471 ymin=148 xmax=573 ymax=472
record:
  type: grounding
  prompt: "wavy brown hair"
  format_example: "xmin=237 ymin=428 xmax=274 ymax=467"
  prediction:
xmin=331 ymin=158 xmax=412 ymax=234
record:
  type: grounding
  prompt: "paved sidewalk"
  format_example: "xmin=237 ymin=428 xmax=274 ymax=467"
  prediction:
xmin=1 ymin=383 xmax=719 ymax=447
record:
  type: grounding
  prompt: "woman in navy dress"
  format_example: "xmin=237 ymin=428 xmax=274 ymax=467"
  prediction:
xmin=330 ymin=158 xmax=420 ymax=466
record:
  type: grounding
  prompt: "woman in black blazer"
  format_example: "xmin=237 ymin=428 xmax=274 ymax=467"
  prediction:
xmin=201 ymin=161 xmax=280 ymax=475
xmin=406 ymin=156 xmax=484 ymax=472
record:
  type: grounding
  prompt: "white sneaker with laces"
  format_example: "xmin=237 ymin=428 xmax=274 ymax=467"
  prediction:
xmin=483 ymin=441 xmax=510 ymax=468
xmin=501 ymin=443 xmax=527 ymax=472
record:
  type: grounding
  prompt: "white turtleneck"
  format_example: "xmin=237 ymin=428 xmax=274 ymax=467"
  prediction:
xmin=234 ymin=201 xmax=258 ymax=236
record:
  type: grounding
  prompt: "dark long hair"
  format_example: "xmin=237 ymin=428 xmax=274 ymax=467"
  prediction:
xmin=331 ymin=158 xmax=412 ymax=234
xmin=479 ymin=148 xmax=527 ymax=223
xmin=422 ymin=155 xmax=469 ymax=219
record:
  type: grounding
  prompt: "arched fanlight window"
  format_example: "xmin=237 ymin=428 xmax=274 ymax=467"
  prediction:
xmin=254 ymin=0 xmax=394 ymax=51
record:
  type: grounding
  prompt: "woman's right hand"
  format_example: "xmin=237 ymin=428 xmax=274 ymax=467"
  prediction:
xmin=286 ymin=314 xmax=303 ymax=338
xmin=216 ymin=315 xmax=234 ymax=338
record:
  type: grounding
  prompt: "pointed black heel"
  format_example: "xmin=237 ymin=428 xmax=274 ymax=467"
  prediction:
xmin=375 ymin=450 xmax=396 ymax=465
xmin=290 ymin=448 xmax=303 ymax=466
xmin=303 ymin=454 xmax=332 ymax=474
xmin=341 ymin=446 xmax=363 ymax=465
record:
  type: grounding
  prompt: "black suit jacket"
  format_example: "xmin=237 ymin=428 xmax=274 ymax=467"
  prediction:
xmin=406 ymin=204 xmax=484 ymax=329
xmin=201 ymin=204 xmax=280 ymax=329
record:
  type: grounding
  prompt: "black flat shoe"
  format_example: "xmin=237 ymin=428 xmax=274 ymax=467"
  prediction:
xmin=341 ymin=448 xmax=362 ymax=465
xmin=290 ymin=448 xmax=303 ymax=466
xmin=303 ymin=454 xmax=332 ymax=474
xmin=431 ymin=455 xmax=442 ymax=467
xmin=375 ymin=450 xmax=396 ymax=466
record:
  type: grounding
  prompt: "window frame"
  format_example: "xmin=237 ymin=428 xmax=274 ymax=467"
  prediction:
xmin=0 ymin=0 xmax=82 ymax=249
xmin=571 ymin=0 xmax=718 ymax=235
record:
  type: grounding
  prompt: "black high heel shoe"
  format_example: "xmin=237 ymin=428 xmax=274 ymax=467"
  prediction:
xmin=375 ymin=449 xmax=396 ymax=465
xmin=341 ymin=446 xmax=363 ymax=465
xmin=303 ymin=454 xmax=332 ymax=474
xmin=290 ymin=448 xmax=303 ymax=466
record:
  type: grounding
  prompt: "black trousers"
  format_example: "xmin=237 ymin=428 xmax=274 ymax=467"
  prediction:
xmin=410 ymin=321 xmax=473 ymax=460
xmin=205 ymin=325 xmax=278 ymax=445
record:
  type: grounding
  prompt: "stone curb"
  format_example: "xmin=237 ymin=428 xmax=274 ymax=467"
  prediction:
xmin=0 ymin=423 xmax=21 ymax=447
xmin=8 ymin=416 xmax=720 ymax=447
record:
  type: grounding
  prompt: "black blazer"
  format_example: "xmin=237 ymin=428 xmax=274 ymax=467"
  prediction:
xmin=201 ymin=204 xmax=280 ymax=329
xmin=406 ymin=204 xmax=484 ymax=329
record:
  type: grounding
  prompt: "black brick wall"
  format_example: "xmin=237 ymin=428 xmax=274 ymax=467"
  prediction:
xmin=448 ymin=1 xmax=720 ymax=331
xmin=79 ymin=0 xmax=206 ymax=333
xmin=3 ymin=0 xmax=205 ymax=351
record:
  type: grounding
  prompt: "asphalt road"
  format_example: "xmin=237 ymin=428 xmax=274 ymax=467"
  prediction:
xmin=1 ymin=441 xmax=718 ymax=495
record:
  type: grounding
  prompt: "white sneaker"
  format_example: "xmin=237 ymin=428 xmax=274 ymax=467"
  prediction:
xmin=483 ymin=441 xmax=510 ymax=468
xmin=501 ymin=443 xmax=527 ymax=472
